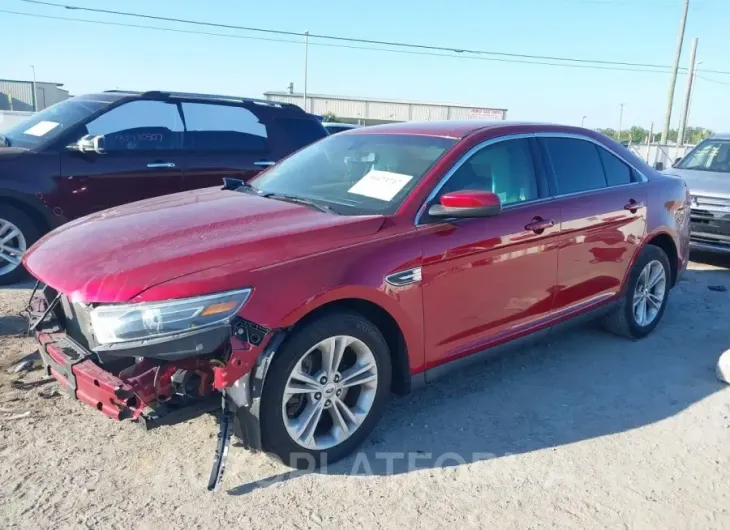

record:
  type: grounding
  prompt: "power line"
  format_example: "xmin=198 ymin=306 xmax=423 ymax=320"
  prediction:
xmin=696 ymin=74 xmax=730 ymax=86
xmin=17 ymin=0 xmax=729 ymax=75
xmin=0 ymin=9 xmax=694 ymax=75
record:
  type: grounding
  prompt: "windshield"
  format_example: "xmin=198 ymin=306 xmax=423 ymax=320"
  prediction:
xmin=250 ymin=133 xmax=456 ymax=215
xmin=676 ymin=139 xmax=730 ymax=173
xmin=2 ymin=97 xmax=108 ymax=149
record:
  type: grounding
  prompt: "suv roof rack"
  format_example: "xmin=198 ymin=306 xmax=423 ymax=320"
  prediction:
xmin=103 ymin=90 xmax=302 ymax=110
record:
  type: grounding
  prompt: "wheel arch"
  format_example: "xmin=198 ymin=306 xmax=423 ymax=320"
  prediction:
xmin=0 ymin=191 xmax=57 ymax=235
xmin=279 ymin=296 xmax=414 ymax=395
xmin=644 ymin=231 xmax=679 ymax=287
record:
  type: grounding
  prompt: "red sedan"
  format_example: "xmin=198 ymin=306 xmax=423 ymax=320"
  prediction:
xmin=23 ymin=121 xmax=690 ymax=479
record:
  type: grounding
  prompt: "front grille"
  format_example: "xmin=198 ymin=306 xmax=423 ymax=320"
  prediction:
xmin=691 ymin=195 xmax=730 ymax=213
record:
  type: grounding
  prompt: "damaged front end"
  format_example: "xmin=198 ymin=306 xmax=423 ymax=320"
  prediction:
xmin=26 ymin=283 xmax=284 ymax=490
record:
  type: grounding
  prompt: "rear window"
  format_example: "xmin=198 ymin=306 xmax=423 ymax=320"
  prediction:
xmin=272 ymin=117 xmax=328 ymax=150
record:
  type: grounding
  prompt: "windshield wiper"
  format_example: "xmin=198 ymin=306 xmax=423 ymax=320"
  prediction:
xmin=260 ymin=193 xmax=334 ymax=214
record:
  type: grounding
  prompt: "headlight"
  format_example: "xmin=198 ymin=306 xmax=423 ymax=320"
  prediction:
xmin=89 ymin=289 xmax=251 ymax=345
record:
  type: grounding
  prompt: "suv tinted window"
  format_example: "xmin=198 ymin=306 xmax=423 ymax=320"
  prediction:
xmin=272 ymin=117 xmax=328 ymax=151
xmin=439 ymin=139 xmax=540 ymax=206
xmin=597 ymin=147 xmax=632 ymax=186
xmin=181 ymin=102 xmax=268 ymax=152
xmin=543 ymin=137 xmax=607 ymax=194
xmin=85 ymin=100 xmax=184 ymax=151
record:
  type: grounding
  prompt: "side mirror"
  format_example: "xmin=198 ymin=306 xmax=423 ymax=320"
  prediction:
xmin=654 ymin=161 xmax=665 ymax=171
xmin=672 ymin=157 xmax=682 ymax=167
xmin=68 ymin=134 xmax=106 ymax=155
xmin=428 ymin=190 xmax=502 ymax=218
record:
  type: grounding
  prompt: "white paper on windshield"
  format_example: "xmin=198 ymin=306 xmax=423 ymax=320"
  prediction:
xmin=23 ymin=121 xmax=60 ymax=137
xmin=348 ymin=170 xmax=413 ymax=202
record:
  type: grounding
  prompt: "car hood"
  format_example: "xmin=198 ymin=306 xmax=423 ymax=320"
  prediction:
xmin=23 ymin=188 xmax=386 ymax=303
xmin=0 ymin=146 xmax=29 ymax=159
xmin=664 ymin=168 xmax=730 ymax=197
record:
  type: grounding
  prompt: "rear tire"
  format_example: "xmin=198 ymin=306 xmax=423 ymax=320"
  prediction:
xmin=0 ymin=205 xmax=41 ymax=285
xmin=260 ymin=310 xmax=391 ymax=469
xmin=602 ymin=245 xmax=671 ymax=339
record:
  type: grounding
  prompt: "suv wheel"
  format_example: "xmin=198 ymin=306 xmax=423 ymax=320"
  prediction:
xmin=602 ymin=244 xmax=671 ymax=339
xmin=0 ymin=205 xmax=40 ymax=285
xmin=260 ymin=311 xmax=391 ymax=469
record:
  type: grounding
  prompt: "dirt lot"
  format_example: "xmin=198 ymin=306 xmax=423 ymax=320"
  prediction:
xmin=1 ymin=255 xmax=730 ymax=529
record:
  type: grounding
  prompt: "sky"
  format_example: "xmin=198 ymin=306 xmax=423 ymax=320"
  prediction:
xmin=2 ymin=0 xmax=729 ymax=132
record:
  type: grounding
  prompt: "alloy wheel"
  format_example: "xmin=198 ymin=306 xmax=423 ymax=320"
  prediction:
xmin=632 ymin=259 xmax=667 ymax=327
xmin=0 ymin=219 xmax=27 ymax=276
xmin=281 ymin=335 xmax=378 ymax=451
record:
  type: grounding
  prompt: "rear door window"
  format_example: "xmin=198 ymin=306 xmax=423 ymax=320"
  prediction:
xmin=597 ymin=147 xmax=633 ymax=186
xmin=181 ymin=102 xmax=269 ymax=152
xmin=542 ymin=137 xmax=607 ymax=195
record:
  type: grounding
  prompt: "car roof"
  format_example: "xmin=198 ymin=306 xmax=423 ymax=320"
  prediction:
xmin=348 ymin=120 xmax=563 ymax=139
xmin=78 ymin=90 xmax=305 ymax=112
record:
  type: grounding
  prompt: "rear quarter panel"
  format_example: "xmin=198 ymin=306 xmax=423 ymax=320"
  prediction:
xmin=644 ymin=173 xmax=691 ymax=280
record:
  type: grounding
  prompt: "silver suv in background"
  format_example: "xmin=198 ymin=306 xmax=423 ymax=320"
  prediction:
xmin=665 ymin=132 xmax=730 ymax=252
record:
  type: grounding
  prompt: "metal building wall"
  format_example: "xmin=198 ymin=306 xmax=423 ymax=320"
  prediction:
xmin=310 ymin=98 xmax=367 ymax=119
xmin=0 ymin=80 xmax=34 ymax=111
xmin=264 ymin=91 xmax=506 ymax=124
xmin=0 ymin=80 xmax=70 ymax=111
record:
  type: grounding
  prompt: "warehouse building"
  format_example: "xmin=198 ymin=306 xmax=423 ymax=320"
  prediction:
xmin=263 ymin=91 xmax=507 ymax=125
xmin=0 ymin=78 xmax=70 ymax=112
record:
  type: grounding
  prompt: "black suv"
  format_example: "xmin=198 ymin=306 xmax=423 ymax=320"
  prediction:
xmin=0 ymin=90 xmax=327 ymax=284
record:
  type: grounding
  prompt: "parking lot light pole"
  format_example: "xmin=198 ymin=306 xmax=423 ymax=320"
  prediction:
xmin=581 ymin=116 xmax=587 ymax=127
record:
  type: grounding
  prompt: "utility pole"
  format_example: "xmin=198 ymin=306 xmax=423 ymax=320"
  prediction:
xmin=30 ymin=65 xmax=37 ymax=112
xmin=618 ymin=103 xmax=624 ymax=141
xmin=646 ymin=122 xmax=654 ymax=163
xmin=676 ymin=37 xmax=698 ymax=147
xmin=303 ymin=30 xmax=309 ymax=113
xmin=661 ymin=0 xmax=690 ymax=144
xmin=685 ymin=59 xmax=702 ymax=140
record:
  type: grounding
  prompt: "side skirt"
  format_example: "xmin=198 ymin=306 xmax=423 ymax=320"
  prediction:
xmin=412 ymin=301 xmax=617 ymax=388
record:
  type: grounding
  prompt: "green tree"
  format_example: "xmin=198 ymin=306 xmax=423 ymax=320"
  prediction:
xmin=598 ymin=128 xmax=617 ymax=139
xmin=322 ymin=112 xmax=340 ymax=123
xmin=628 ymin=126 xmax=647 ymax=144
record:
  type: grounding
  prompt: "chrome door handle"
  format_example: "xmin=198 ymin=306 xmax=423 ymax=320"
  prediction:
xmin=624 ymin=200 xmax=644 ymax=213
xmin=525 ymin=218 xmax=555 ymax=233
xmin=254 ymin=161 xmax=275 ymax=167
xmin=147 ymin=162 xmax=176 ymax=168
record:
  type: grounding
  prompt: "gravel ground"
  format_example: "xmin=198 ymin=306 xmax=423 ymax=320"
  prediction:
xmin=1 ymin=254 xmax=730 ymax=529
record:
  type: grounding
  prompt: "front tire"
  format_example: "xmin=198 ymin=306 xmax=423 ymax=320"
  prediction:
xmin=0 ymin=205 xmax=41 ymax=285
xmin=260 ymin=311 xmax=392 ymax=469
xmin=602 ymin=245 xmax=672 ymax=339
